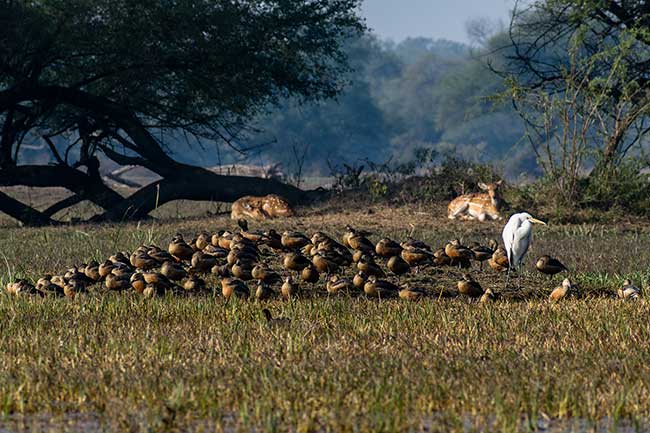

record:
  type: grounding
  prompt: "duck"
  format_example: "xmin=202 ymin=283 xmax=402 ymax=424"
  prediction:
xmin=203 ymin=244 xmax=229 ymax=257
xmin=281 ymin=231 xmax=311 ymax=249
xmin=488 ymin=246 xmax=509 ymax=272
xmin=312 ymin=251 xmax=340 ymax=274
xmin=252 ymin=264 xmax=281 ymax=284
xmin=216 ymin=231 xmax=234 ymax=250
xmin=357 ymin=255 xmax=385 ymax=277
xmin=105 ymin=272 xmax=131 ymax=291
xmin=445 ymin=239 xmax=475 ymax=266
xmin=84 ymin=261 xmax=101 ymax=282
xmin=283 ymin=252 xmax=311 ymax=271
xmin=353 ymin=271 xmax=368 ymax=289
xmin=255 ymin=282 xmax=274 ymax=301
xmin=143 ymin=271 xmax=173 ymax=288
xmin=231 ymin=260 xmax=254 ymax=281
xmin=262 ymin=308 xmax=290 ymax=325
xmin=326 ymin=275 xmax=352 ymax=294
xmin=281 ymin=276 xmax=299 ymax=299
xmin=469 ymin=242 xmax=493 ymax=270
xmin=363 ymin=276 xmax=399 ymax=298
xmin=221 ymin=277 xmax=249 ymax=299
xmin=375 ymin=238 xmax=403 ymax=258
xmin=480 ymin=288 xmax=497 ymax=303
xmin=401 ymin=237 xmax=431 ymax=251
xmin=182 ymin=275 xmax=206 ymax=292
xmin=63 ymin=279 xmax=86 ymax=299
xmin=618 ymin=279 xmax=641 ymax=300
xmin=130 ymin=272 xmax=146 ymax=294
xmin=39 ymin=281 xmax=65 ymax=297
xmin=344 ymin=226 xmax=375 ymax=253
xmin=387 ymin=256 xmax=410 ymax=276
xmin=341 ymin=226 xmax=371 ymax=248
xmin=432 ymin=248 xmax=452 ymax=267
xmin=6 ymin=279 xmax=40 ymax=297
xmin=398 ymin=286 xmax=427 ymax=301
xmin=109 ymin=252 xmax=131 ymax=266
xmin=211 ymin=263 xmax=231 ymax=278
xmin=261 ymin=229 xmax=283 ymax=251
xmin=400 ymin=246 xmax=434 ymax=268
xmin=352 ymin=249 xmax=364 ymax=263
xmin=195 ymin=232 xmax=212 ymax=251
xmin=457 ymin=274 xmax=484 ymax=298
xmin=227 ymin=247 xmax=258 ymax=267
xmin=549 ymin=278 xmax=572 ymax=302
xmin=300 ymin=265 xmax=320 ymax=284
xmin=168 ymin=234 xmax=194 ymax=261
xmin=191 ymin=251 xmax=219 ymax=273
xmin=147 ymin=247 xmax=175 ymax=264
xmin=536 ymin=255 xmax=568 ymax=276
xmin=161 ymin=261 xmax=188 ymax=281
xmin=36 ymin=275 xmax=53 ymax=291
xmin=130 ymin=251 xmax=158 ymax=270
xmin=98 ymin=260 xmax=116 ymax=278
xmin=143 ymin=284 xmax=165 ymax=298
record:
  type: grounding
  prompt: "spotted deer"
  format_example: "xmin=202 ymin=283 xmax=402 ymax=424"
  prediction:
xmin=447 ymin=181 xmax=504 ymax=222
xmin=231 ymin=194 xmax=295 ymax=220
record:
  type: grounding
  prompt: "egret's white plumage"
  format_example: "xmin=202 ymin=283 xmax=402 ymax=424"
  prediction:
xmin=502 ymin=212 xmax=546 ymax=287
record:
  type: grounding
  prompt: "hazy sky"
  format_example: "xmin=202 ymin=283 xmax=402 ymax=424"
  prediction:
xmin=360 ymin=0 xmax=513 ymax=44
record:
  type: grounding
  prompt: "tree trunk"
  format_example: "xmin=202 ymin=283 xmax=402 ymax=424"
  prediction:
xmin=0 ymin=190 xmax=56 ymax=226
xmin=93 ymin=164 xmax=311 ymax=222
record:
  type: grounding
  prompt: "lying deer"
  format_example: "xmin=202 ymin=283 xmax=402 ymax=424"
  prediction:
xmin=231 ymin=194 xmax=295 ymax=220
xmin=447 ymin=181 xmax=504 ymax=222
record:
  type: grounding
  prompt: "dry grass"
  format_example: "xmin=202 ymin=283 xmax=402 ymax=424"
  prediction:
xmin=1 ymin=202 xmax=650 ymax=432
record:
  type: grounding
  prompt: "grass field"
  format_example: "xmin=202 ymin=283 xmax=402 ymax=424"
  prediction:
xmin=1 ymin=201 xmax=650 ymax=432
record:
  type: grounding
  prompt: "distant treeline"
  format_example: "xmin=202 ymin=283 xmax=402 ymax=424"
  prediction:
xmin=244 ymin=35 xmax=533 ymax=179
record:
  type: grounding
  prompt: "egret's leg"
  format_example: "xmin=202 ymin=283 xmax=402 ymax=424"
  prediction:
xmin=505 ymin=265 xmax=512 ymax=289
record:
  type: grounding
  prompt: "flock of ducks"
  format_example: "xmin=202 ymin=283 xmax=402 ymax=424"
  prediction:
xmin=4 ymin=219 xmax=643 ymax=314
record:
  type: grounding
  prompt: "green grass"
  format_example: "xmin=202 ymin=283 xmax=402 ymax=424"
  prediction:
xmin=1 ymin=204 xmax=650 ymax=432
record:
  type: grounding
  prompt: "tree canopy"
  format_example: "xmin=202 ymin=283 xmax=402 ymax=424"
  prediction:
xmin=0 ymin=0 xmax=364 ymax=224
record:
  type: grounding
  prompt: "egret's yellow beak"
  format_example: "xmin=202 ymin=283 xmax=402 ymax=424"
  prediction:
xmin=528 ymin=217 xmax=546 ymax=225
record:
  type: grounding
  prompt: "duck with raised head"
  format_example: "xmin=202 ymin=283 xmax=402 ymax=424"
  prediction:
xmin=345 ymin=226 xmax=375 ymax=254
xmin=480 ymin=288 xmax=497 ymax=303
xmin=457 ymin=274 xmax=484 ymax=299
xmin=168 ymin=234 xmax=194 ymax=261
xmin=221 ymin=277 xmax=249 ymax=299
xmin=549 ymin=278 xmax=572 ymax=302
xmin=281 ymin=276 xmax=299 ymax=299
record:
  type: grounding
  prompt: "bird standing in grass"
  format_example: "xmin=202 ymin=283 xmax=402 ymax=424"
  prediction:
xmin=549 ymin=278 xmax=572 ymax=302
xmin=618 ymin=279 xmax=641 ymax=300
xmin=502 ymin=212 xmax=546 ymax=288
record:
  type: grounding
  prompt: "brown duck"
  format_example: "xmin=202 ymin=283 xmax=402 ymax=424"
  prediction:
xmin=375 ymin=238 xmax=403 ymax=258
xmin=281 ymin=276 xmax=299 ymax=300
xmin=326 ymin=275 xmax=352 ymax=294
xmin=221 ymin=277 xmax=249 ymax=299
xmin=363 ymin=276 xmax=399 ymax=298
xmin=387 ymin=256 xmax=410 ymax=276
xmin=457 ymin=274 xmax=484 ymax=298
xmin=549 ymin=278 xmax=572 ymax=302
xmin=536 ymin=255 xmax=568 ymax=276
xmin=168 ymin=235 xmax=194 ymax=261
xmin=281 ymin=231 xmax=311 ymax=249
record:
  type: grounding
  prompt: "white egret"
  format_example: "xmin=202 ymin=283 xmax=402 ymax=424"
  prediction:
xmin=502 ymin=212 xmax=546 ymax=288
